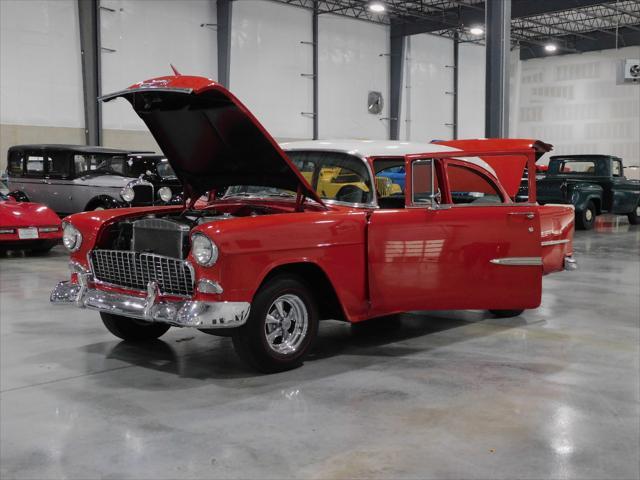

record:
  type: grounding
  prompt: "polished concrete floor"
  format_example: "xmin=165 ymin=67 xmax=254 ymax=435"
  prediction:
xmin=1 ymin=216 xmax=639 ymax=479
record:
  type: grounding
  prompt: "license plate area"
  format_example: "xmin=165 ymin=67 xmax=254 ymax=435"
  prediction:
xmin=18 ymin=227 xmax=39 ymax=239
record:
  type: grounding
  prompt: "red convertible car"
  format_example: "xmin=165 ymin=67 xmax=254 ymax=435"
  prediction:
xmin=51 ymin=74 xmax=576 ymax=372
xmin=0 ymin=192 xmax=62 ymax=253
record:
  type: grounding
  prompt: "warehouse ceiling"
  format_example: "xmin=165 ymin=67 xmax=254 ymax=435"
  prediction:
xmin=272 ymin=0 xmax=640 ymax=59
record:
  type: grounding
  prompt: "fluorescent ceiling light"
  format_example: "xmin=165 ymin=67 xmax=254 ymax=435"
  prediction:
xmin=469 ymin=26 xmax=484 ymax=35
xmin=368 ymin=2 xmax=385 ymax=13
xmin=545 ymin=44 xmax=558 ymax=52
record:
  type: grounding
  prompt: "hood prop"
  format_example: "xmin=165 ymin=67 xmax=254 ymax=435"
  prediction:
xmin=295 ymin=185 xmax=306 ymax=212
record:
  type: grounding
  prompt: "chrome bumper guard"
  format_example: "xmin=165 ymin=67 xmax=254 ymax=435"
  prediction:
xmin=564 ymin=255 xmax=578 ymax=271
xmin=50 ymin=275 xmax=250 ymax=329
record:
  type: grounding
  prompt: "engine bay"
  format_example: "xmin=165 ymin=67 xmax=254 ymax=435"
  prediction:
xmin=100 ymin=203 xmax=288 ymax=259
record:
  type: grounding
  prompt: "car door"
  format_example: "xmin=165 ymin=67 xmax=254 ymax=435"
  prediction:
xmin=367 ymin=154 xmax=543 ymax=316
xmin=42 ymin=151 xmax=74 ymax=214
xmin=610 ymin=159 xmax=639 ymax=214
xmin=19 ymin=150 xmax=48 ymax=204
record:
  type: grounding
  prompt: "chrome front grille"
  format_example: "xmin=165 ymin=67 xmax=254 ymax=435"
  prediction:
xmin=132 ymin=184 xmax=154 ymax=204
xmin=90 ymin=249 xmax=194 ymax=296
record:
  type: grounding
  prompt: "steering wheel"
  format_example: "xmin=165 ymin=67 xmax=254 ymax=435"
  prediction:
xmin=335 ymin=185 xmax=367 ymax=203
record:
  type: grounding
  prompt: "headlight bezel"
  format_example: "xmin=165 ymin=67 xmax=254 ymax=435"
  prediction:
xmin=62 ymin=222 xmax=82 ymax=252
xmin=157 ymin=186 xmax=173 ymax=203
xmin=120 ymin=185 xmax=135 ymax=203
xmin=191 ymin=233 xmax=219 ymax=267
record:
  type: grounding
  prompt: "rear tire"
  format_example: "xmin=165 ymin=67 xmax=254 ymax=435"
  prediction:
xmin=100 ymin=312 xmax=170 ymax=341
xmin=489 ymin=309 xmax=525 ymax=318
xmin=576 ymin=200 xmax=596 ymax=230
xmin=232 ymin=275 xmax=318 ymax=373
xmin=628 ymin=204 xmax=640 ymax=225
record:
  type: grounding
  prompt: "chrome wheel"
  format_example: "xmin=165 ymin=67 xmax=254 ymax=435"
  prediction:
xmin=264 ymin=294 xmax=309 ymax=355
xmin=636 ymin=206 xmax=640 ymax=216
xmin=585 ymin=209 xmax=593 ymax=221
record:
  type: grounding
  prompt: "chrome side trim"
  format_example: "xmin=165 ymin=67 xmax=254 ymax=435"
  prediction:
xmin=490 ymin=257 xmax=543 ymax=266
xmin=50 ymin=281 xmax=250 ymax=328
xmin=541 ymin=239 xmax=570 ymax=246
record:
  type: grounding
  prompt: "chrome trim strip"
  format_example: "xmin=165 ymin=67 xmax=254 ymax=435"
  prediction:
xmin=50 ymin=281 xmax=250 ymax=328
xmin=490 ymin=257 xmax=543 ymax=266
xmin=541 ymin=239 xmax=570 ymax=247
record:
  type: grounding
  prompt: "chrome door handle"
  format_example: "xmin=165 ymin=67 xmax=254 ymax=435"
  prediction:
xmin=508 ymin=212 xmax=536 ymax=219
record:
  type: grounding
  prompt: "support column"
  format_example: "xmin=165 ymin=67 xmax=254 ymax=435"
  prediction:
xmin=78 ymin=0 xmax=101 ymax=145
xmin=312 ymin=1 xmax=319 ymax=140
xmin=217 ymin=0 xmax=232 ymax=87
xmin=452 ymin=32 xmax=459 ymax=140
xmin=389 ymin=24 xmax=405 ymax=141
xmin=485 ymin=0 xmax=511 ymax=138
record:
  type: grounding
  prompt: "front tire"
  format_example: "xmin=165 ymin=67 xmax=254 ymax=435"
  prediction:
xmin=576 ymin=200 xmax=596 ymax=230
xmin=628 ymin=203 xmax=640 ymax=225
xmin=101 ymin=312 xmax=170 ymax=341
xmin=489 ymin=309 xmax=524 ymax=318
xmin=232 ymin=275 xmax=318 ymax=373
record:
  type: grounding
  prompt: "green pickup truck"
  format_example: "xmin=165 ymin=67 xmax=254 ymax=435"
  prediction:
xmin=536 ymin=155 xmax=640 ymax=230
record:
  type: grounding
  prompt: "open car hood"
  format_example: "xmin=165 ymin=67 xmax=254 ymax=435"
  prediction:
xmin=101 ymin=75 xmax=323 ymax=205
xmin=434 ymin=139 xmax=553 ymax=198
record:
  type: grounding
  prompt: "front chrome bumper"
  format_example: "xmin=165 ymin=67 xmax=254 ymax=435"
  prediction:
xmin=50 ymin=276 xmax=250 ymax=329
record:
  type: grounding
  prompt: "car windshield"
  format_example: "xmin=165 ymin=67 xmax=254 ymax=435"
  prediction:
xmin=75 ymin=154 xmax=176 ymax=179
xmin=548 ymin=159 xmax=602 ymax=175
xmin=154 ymin=159 xmax=177 ymax=179
xmin=223 ymin=151 xmax=374 ymax=205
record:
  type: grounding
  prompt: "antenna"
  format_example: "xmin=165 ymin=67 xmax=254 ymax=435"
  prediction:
xmin=170 ymin=64 xmax=181 ymax=76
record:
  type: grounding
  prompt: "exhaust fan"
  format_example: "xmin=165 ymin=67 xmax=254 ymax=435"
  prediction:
xmin=617 ymin=59 xmax=640 ymax=84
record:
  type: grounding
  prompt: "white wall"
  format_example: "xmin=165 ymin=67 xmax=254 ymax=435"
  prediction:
xmin=231 ymin=0 xmax=313 ymax=140
xmin=512 ymin=46 xmax=640 ymax=165
xmin=0 ymin=0 xmax=83 ymax=128
xmin=402 ymin=34 xmax=454 ymax=142
xmin=100 ymin=0 xmax=217 ymax=133
xmin=318 ymin=14 xmax=389 ymax=140
xmin=458 ymin=42 xmax=485 ymax=139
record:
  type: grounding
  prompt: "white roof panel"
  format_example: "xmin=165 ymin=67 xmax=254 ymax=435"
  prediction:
xmin=280 ymin=139 xmax=460 ymax=158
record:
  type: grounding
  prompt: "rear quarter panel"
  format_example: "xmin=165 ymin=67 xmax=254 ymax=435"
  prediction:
xmin=539 ymin=204 xmax=574 ymax=274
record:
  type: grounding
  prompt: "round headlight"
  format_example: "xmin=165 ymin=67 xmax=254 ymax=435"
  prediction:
xmin=158 ymin=186 xmax=172 ymax=203
xmin=191 ymin=233 xmax=218 ymax=266
xmin=120 ymin=185 xmax=135 ymax=202
xmin=62 ymin=222 xmax=82 ymax=252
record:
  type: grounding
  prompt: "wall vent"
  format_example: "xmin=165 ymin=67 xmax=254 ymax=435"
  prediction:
xmin=617 ymin=59 xmax=640 ymax=85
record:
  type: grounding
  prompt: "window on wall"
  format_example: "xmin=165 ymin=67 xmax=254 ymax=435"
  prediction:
xmin=447 ymin=164 xmax=503 ymax=204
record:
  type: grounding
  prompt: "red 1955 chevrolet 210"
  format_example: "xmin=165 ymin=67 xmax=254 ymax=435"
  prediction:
xmin=51 ymin=74 xmax=576 ymax=372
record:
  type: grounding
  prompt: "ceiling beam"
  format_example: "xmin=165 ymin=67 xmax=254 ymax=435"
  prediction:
xmin=391 ymin=0 xmax=618 ymax=36
xmin=519 ymin=26 xmax=640 ymax=59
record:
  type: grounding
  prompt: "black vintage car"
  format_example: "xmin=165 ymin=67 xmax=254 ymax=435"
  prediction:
xmin=536 ymin=154 xmax=640 ymax=230
xmin=6 ymin=145 xmax=183 ymax=215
